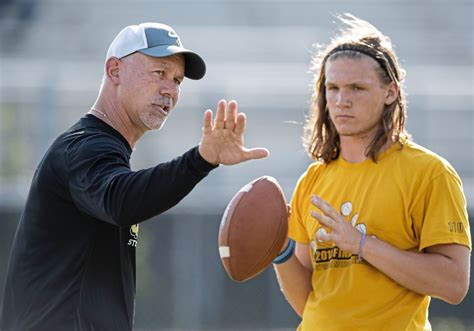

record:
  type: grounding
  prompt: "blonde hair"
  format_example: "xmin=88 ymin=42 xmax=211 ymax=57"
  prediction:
xmin=303 ymin=14 xmax=409 ymax=163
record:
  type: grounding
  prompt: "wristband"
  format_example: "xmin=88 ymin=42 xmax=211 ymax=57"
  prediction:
xmin=273 ymin=239 xmax=296 ymax=264
xmin=357 ymin=232 xmax=367 ymax=262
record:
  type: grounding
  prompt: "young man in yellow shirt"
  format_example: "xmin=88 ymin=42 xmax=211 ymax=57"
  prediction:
xmin=273 ymin=14 xmax=471 ymax=331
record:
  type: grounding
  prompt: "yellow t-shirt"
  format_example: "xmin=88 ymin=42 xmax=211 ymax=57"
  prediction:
xmin=288 ymin=140 xmax=471 ymax=331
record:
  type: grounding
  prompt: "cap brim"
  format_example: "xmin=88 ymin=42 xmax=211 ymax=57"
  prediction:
xmin=139 ymin=45 xmax=206 ymax=80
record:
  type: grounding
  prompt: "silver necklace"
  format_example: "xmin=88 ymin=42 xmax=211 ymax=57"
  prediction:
xmin=90 ymin=107 xmax=118 ymax=131
xmin=91 ymin=107 xmax=108 ymax=119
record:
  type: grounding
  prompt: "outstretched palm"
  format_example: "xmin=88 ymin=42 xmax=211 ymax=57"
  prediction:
xmin=198 ymin=100 xmax=269 ymax=165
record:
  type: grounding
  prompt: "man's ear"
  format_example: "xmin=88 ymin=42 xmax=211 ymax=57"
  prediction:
xmin=385 ymin=81 xmax=399 ymax=105
xmin=105 ymin=57 xmax=121 ymax=85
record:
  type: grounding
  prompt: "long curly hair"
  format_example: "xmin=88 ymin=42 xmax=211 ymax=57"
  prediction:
xmin=303 ymin=14 xmax=410 ymax=163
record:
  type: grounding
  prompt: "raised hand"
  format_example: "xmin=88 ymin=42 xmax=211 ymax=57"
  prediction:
xmin=198 ymin=99 xmax=269 ymax=165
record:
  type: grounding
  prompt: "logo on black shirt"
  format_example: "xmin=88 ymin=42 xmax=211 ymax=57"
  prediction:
xmin=128 ymin=224 xmax=139 ymax=247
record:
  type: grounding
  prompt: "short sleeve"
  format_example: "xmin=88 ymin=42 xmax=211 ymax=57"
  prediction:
xmin=412 ymin=168 xmax=471 ymax=251
xmin=288 ymin=163 xmax=324 ymax=244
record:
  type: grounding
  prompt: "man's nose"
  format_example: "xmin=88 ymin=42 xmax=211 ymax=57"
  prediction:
xmin=336 ymin=91 xmax=351 ymax=108
xmin=160 ymin=80 xmax=179 ymax=99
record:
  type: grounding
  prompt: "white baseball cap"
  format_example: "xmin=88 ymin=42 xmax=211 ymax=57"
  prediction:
xmin=106 ymin=23 xmax=206 ymax=80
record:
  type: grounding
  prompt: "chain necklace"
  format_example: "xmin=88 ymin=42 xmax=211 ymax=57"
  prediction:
xmin=89 ymin=107 xmax=134 ymax=149
xmin=91 ymin=107 xmax=108 ymax=119
xmin=90 ymin=107 xmax=117 ymax=131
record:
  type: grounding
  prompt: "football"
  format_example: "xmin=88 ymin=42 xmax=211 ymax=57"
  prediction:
xmin=218 ymin=176 xmax=288 ymax=282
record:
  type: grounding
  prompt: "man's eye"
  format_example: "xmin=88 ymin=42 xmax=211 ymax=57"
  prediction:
xmin=155 ymin=70 xmax=165 ymax=76
xmin=174 ymin=79 xmax=182 ymax=86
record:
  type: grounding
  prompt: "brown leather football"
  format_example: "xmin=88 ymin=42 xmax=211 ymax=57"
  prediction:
xmin=218 ymin=176 xmax=288 ymax=282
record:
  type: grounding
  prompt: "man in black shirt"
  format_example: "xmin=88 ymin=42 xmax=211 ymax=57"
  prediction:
xmin=1 ymin=23 xmax=269 ymax=330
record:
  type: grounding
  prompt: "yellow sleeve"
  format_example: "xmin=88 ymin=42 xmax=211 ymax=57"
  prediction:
xmin=288 ymin=163 xmax=323 ymax=244
xmin=412 ymin=167 xmax=471 ymax=251
xmin=288 ymin=172 xmax=310 ymax=244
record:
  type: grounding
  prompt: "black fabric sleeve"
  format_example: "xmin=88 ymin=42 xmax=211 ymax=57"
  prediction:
xmin=67 ymin=134 xmax=217 ymax=226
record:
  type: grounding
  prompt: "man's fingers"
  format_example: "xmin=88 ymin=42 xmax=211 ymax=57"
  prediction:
xmin=316 ymin=228 xmax=333 ymax=243
xmin=214 ymin=99 xmax=226 ymax=129
xmin=202 ymin=109 xmax=212 ymax=134
xmin=234 ymin=113 xmax=246 ymax=136
xmin=311 ymin=211 xmax=335 ymax=229
xmin=226 ymin=100 xmax=238 ymax=131
xmin=311 ymin=195 xmax=341 ymax=221
xmin=243 ymin=147 xmax=269 ymax=161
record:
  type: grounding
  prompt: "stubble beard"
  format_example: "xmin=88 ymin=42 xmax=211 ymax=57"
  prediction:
xmin=140 ymin=112 xmax=167 ymax=131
